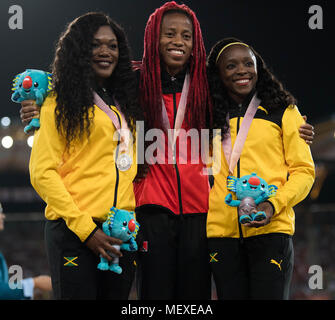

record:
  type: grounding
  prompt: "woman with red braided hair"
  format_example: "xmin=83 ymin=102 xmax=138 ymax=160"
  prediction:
xmin=133 ymin=1 xmax=213 ymax=300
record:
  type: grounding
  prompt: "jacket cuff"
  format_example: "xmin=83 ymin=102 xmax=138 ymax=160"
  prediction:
xmin=264 ymin=199 xmax=276 ymax=215
xmin=83 ymin=225 xmax=99 ymax=244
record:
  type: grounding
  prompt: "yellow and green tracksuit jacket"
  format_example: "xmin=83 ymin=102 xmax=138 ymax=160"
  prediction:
xmin=29 ymin=94 xmax=137 ymax=242
xmin=207 ymin=103 xmax=315 ymax=239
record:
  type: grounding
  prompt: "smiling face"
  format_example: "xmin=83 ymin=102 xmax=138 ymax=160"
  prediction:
xmin=159 ymin=11 xmax=193 ymax=76
xmin=217 ymin=45 xmax=258 ymax=104
xmin=109 ymin=211 xmax=136 ymax=242
xmin=236 ymin=174 xmax=269 ymax=200
xmin=91 ymin=25 xmax=119 ymax=86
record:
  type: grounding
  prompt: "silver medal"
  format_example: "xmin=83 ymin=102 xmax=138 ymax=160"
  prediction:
xmin=116 ymin=153 xmax=132 ymax=171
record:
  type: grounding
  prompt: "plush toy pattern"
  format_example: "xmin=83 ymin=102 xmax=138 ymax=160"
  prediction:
xmin=97 ymin=207 xmax=139 ymax=274
xmin=11 ymin=69 xmax=52 ymax=133
xmin=225 ymin=173 xmax=278 ymax=224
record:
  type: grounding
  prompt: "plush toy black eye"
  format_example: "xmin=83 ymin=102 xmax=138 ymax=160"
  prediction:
xmin=261 ymin=184 xmax=265 ymax=188
xmin=19 ymin=84 xmax=22 ymax=87
xmin=243 ymin=180 xmax=247 ymax=184
xmin=123 ymin=221 xmax=127 ymax=226
xmin=34 ymin=82 xmax=39 ymax=87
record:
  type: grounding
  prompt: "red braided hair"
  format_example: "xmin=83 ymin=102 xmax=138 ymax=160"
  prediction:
xmin=138 ymin=1 xmax=212 ymax=131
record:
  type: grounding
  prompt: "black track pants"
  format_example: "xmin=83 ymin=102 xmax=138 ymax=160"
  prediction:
xmin=135 ymin=207 xmax=211 ymax=300
xmin=45 ymin=219 xmax=136 ymax=300
xmin=208 ymin=233 xmax=294 ymax=300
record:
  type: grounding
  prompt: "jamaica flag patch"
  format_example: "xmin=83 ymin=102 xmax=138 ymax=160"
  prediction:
xmin=64 ymin=256 xmax=78 ymax=267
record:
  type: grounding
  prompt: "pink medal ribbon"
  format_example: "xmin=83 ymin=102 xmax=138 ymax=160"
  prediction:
xmin=222 ymin=93 xmax=261 ymax=175
xmin=93 ymin=91 xmax=132 ymax=171
xmin=161 ymin=73 xmax=190 ymax=162
xmin=93 ymin=91 xmax=123 ymax=130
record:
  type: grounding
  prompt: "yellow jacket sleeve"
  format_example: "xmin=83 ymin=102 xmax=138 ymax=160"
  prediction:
xmin=29 ymin=96 xmax=97 ymax=242
xmin=268 ymin=105 xmax=315 ymax=213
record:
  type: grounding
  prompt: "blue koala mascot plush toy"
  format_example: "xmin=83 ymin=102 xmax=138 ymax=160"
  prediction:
xmin=11 ymin=69 xmax=52 ymax=133
xmin=98 ymin=207 xmax=139 ymax=274
xmin=225 ymin=173 xmax=278 ymax=224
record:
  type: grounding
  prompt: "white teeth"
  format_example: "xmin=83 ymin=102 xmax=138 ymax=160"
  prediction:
xmin=236 ymin=79 xmax=249 ymax=84
xmin=170 ymin=50 xmax=184 ymax=55
xmin=97 ymin=61 xmax=111 ymax=66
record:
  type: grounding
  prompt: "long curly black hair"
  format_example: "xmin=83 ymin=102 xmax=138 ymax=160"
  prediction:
xmin=207 ymin=37 xmax=297 ymax=135
xmin=52 ymin=12 xmax=142 ymax=149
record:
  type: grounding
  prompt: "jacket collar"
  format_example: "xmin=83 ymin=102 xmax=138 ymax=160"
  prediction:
xmin=161 ymin=66 xmax=188 ymax=94
xmin=228 ymin=89 xmax=257 ymax=113
xmin=94 ymin=85 xmax=115 ymax=106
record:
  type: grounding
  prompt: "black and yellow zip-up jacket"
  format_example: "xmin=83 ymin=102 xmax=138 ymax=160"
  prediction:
xmin=207 ymin=100 xmax=315 ymax=239
xmin=29 ymin=92 xmax=137 ymax=242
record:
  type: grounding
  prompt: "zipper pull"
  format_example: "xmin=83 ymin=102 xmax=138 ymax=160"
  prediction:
xmin=172 ymin=151 xmax=176 ymax=168
xmin=238 ymin=103 xmax=243 ymax=117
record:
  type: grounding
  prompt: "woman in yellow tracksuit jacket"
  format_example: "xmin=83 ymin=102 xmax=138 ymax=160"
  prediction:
xmin=206 ymin=38 xmax=315 ymax=300
xmin=28 ymin=12 xmax=142 ymax=300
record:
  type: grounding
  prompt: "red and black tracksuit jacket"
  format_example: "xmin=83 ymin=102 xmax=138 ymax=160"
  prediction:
xmin=134 ymin=69 xmax=210 ymax=215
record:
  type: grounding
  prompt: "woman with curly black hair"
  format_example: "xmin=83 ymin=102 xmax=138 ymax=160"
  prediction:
xmin=51 ymin=12 xmax=141 ymax=150
xmin=206 ymin=37 xmax=315 ymax=299
xmin=25 ymin=12 xmax=142 ymax=299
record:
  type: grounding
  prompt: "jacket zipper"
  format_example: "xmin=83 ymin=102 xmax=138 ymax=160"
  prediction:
xmin=236 ymin=108 xmax=244 ymax=243
xmin=112 ymin=109 xmax=121 ymax=208
xmin=172 ymin=89 xmax=183 ymax=215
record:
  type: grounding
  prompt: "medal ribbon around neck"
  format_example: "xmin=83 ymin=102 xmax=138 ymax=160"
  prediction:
xmin=93 ymin=91 xmax=132 ymax=171
xmin=161 ymin=73 xmax=190 ymax=155
xmin=222 ymin=93 xmax=260 ymax=175
xmin=93 ymin=91 xmax=123 ymax=130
